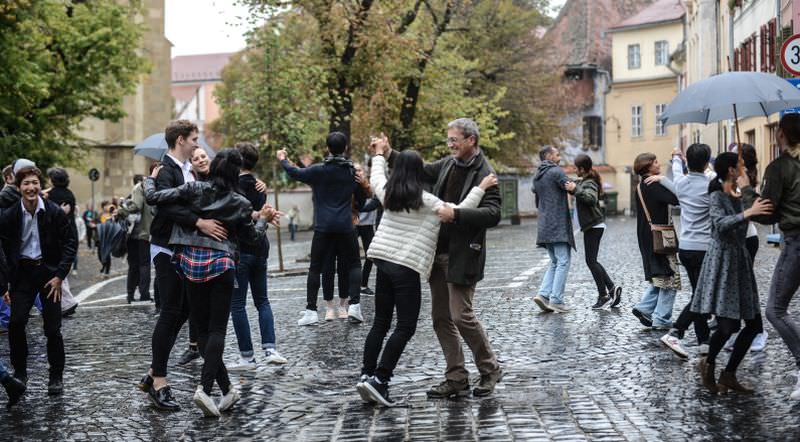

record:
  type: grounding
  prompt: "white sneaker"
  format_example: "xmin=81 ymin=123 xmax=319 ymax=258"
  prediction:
xmin=193 ymin=386 xmax=221 ymax=417
xmin=264 ymin=348 xmax=287 ymax=365
xmin=298 ymin=310 xmax=319 ymax=326
xmin=325 ymin=308 xmax=336 ymax=321
xmin=698 ymin=343 xmax=710 ymax=355
xmin=547 ymin=303 xmax=570 ymax=313
xmin=217 ymin=387 xmax=240 ymax=412
xmin=337 ymin=306 xmax=349 ymax=319
xmin=723 ymin=332 xmax=738 ymax=351
xmin=750 ymin=331 xmax=768 ymax=352
xmin=228 ymin=356 xmax=256 ymax=371
xmin=348 ymin=304 xmax=364 ymax=323
xmin=660 ymin=333 xmax=688 ymax=359
xmin=791 ymin=370 xmax=800 ymax=401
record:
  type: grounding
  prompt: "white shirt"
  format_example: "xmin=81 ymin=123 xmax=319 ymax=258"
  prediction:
xmin=20 ymin=196 xmax=45 ymax=260
xmin=151 ymin=153 xmax=196 ymax=261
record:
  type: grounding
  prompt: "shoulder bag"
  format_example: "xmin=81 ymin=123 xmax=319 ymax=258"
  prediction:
xmin=637 ymin=183 xmax=678 ymax=255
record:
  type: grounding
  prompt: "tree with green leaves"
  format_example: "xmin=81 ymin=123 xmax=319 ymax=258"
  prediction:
xmin=0 ymin=0 xmax=148 ymax=171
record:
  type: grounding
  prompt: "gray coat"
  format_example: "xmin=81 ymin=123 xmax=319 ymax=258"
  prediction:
xmin=532 ymin=161 xmax=574 ymax=248
xmin=691 ymin=191 xmax=760 ymax=320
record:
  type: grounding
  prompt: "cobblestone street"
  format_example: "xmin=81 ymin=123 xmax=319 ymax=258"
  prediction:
xmin=2 ymin=217 xmax=799 ymax=441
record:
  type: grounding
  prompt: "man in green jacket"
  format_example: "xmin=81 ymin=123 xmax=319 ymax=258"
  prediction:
xmin=742 ymin=113 xmax=800 ymax=401
xmin=386 ymin=118 xmax=503 ymax=398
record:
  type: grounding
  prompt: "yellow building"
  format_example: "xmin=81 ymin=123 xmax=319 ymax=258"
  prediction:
xmin=69 ymin=0 xmax=172 ymax=210
xmin=605 ymin=0 xmax=685 ymax=213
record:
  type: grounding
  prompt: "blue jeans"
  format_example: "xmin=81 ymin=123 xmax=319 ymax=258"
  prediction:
xmin=231 ymin=253 xmax=276 ymax=357
xmin=0 ymin=300 xmax=9 ymax=330
xmin=635 ymin=284 xmax=676 ymax=327
xmin=538 ymin=243 xmax=571 ymax=305
xmin=0 ymin=359 xmax=8 ymax=380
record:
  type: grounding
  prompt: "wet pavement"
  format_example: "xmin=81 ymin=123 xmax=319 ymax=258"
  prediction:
xmin=2 ymin=218 xmax=800 ymax=441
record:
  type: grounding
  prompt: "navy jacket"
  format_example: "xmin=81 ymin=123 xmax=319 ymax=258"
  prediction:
xmin=238 ymin=173 xmax=269 ymax=257
xmin=281 ymin=157 xmax=366 ymax=233
xmin=0 ymin=198 xmax=78 ymax=291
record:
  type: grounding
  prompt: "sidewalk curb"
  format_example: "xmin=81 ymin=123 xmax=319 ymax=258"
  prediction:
xmin=269 ymin=268 xmax=308 ymax=278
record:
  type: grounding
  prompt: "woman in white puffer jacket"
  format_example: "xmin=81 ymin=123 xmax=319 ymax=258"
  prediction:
xmin=356 ymin=136 xmax=497 ymax=407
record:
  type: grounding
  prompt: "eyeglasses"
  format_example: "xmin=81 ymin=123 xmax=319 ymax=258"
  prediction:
xmin=446 ymin=137 xmax=466 ymax=145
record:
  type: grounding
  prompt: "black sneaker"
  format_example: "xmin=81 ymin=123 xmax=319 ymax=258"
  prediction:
xmin=137 ymin=374 xmax=154 ymax=392
xmin=360 ymin=286 xmax=375 ymax=296
xmin=13 ymin=372 xmax=27 ymax=386
xmin=473 ymin=369 xmax=503 ymax=397
xmin=62 ymin=305 xmax=77 ymax=317
xmin=356 ymin=374 xmax=375 ymax=403
xmin=362 ymin=377 xmax=395 ymax=407
xmin=610 ymin=286 xmax=622 ymax=308
xmin=148 ymin=385 xmax=181 ymax=411
xmin=2 ymin=375 xmax=26 ymax=407
xmin=47 ymin=378 xmax=63 ymax=396
xmin=591 ymin=295 xmax=613 ymax=310
xmin=632 ymin=308 xmax=653 ymax=327
xmin=177 ymin=348 xmax=201 ymax=366
xmin=426 ymin=379 xmax=470 ymax=399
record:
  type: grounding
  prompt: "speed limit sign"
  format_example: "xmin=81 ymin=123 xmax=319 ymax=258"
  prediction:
xmin=781 ymin=34 xmax=800 ymax=76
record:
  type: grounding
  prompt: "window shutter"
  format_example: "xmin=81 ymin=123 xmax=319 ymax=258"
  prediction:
xmin=760 ymin=25 xmax=767 ymax=71
xmin=768 ymin=19 xmax=777 ymax=72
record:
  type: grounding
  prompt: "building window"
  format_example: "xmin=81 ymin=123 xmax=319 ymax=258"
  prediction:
xmin=631 ymin=105 xmax=642 ymax=138
xmin=745 ymin=129 xmax=756 ymax=146
xmin=583 ymin=116 xmax=602 ymax=149
xmin=655 ymin=104 xmax=667 ymax=136
xmin=628 ymin=44 xmax=641 ymax=69
xmin=655 ymin=41 xmax=669 ymax=65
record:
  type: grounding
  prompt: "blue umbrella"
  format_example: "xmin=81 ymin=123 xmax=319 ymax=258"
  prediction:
xmin=661 ymin=71 xmax=800 ymax=160
xmin=133 ymin=133 xmax=216 ymax=161
xmin=661 ymin=72 xmax=800 ymax=125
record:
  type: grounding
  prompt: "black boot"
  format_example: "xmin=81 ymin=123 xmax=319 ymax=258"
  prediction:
xmin=2 ymin=375 xmax=26 ymax=407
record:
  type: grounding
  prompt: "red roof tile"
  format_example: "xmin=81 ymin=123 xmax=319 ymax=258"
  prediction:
xmin=172 ymin=52 xmax=235 ymax=83
xmin=611 ymin=0 xmax=684 ymax=31
xmin=544 ymin=0 xmax=658 ymax=69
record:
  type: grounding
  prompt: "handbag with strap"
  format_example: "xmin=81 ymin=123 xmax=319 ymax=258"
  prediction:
xmin=637 ymin=183 xmax=678 ymax=255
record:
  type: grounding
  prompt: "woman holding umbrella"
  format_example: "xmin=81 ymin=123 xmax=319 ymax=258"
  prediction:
xmin=692 ymin=152 xmax=773 ymax=394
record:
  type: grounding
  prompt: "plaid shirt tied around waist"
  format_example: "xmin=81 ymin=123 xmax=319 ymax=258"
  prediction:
xmin=175 ymin=246 xmax=235 ymax=283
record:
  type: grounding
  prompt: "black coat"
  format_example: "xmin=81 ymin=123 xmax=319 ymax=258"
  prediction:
xmin=0 ymin=198 xmax=78 ymax=290
xmin=47 ymin=186 xmax=78 ymax=234
xmin=149 ymin=154 xmax=201 ymax=248
xmin=391 ymin=149 xmax=501 ymax=286
xmin=635 ymin=180 xmax=679 ymax=280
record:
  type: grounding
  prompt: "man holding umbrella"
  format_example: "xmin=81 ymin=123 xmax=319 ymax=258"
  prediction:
xmin=138 ymin=120 xmax=228 ymax=411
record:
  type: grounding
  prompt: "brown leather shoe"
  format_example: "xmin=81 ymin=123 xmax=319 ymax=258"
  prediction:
xmin=699 ymin=356 xmax=718 ymax=394
xmin=717 ymin=370 xmax=754 ymax=394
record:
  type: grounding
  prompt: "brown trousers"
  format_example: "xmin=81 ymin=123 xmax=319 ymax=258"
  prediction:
xmin=430 ymin=254 xmax=499 ymax=382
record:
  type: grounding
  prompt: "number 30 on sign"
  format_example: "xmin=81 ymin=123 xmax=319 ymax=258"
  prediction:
xmin=781 ymin=34 xmax=800 ymax=77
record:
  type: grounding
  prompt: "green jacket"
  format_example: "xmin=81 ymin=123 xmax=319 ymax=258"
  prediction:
xmin=572 ymin=179 xmax=604 ymax=231
xmin=743 ymin=151 xmax=800 ymax=236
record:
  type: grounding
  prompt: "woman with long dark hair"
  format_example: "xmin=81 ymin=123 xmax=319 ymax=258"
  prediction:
xmin=567 ymin=154 xmax=621 ymax=309
xmin=356 ymin=137 xmax=497 ymax=407
xmin=691 ymin=152 xmax=773 ymax=394
xmin=144 ymin=148 xmax=279 ymax=417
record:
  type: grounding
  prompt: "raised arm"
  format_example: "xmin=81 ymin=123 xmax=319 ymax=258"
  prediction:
xmin=369 ymin=155 xmax=389 ymax=204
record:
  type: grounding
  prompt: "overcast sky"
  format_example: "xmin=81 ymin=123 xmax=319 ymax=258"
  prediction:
xmin=165 ymin=0 xmax=567 ymax=57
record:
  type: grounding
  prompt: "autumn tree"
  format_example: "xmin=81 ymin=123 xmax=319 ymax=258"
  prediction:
xmin=0 ymin=1 xmax=149 ymax=170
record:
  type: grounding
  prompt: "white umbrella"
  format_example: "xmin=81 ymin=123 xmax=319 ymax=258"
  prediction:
xmin=133 ymin=133 xmax=216 ymax=161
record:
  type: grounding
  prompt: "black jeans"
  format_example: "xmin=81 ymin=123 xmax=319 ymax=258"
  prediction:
xmin=322 ymin=247 xmax=348 ymax=301
xmin=361 ymin=260 xmax=421 ymax=382
xmin=97 ymin=246 xmax=110 ymax=274
xmin=674 ymin=250 xmax=710 ymax=344
xmin=149 ymin=253 xmax=190 ymax=377
xmin=746 ymin=235 xmax=759 ymax=261
xmin=582 ymin=228 xmax=614 ymax=296
xmin=306 ymin=230 xmax=361 ymax=310
xmin=8 ymin=264 xmax=64 ymax=379
xmin=187 ymin=270 xmax=234 ymax=395
xmin=707 ymin=315 xmax=764 ymax=372
xmin=358 ymin=225 xmax=375 ymax=287
xmin=126 ymin=238 xmax=151 ymax=301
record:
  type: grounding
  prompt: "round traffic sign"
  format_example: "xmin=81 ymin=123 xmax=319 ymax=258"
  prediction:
xmin=88 ymin=168 xmax=100 ymax=182
xmin=781 ymin=34 xmax=800 ymax=77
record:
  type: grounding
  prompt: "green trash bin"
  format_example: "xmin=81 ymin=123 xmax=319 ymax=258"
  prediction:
xmin=604 ymin=191 xmax=618 ymax=216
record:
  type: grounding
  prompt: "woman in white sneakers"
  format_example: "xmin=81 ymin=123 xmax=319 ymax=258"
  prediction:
xmin=356 ymin=135 xmax=497 ymax=407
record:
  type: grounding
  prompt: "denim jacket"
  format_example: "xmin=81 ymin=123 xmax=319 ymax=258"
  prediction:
xmin=142 ymin=177 xmax=267 ymax=256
